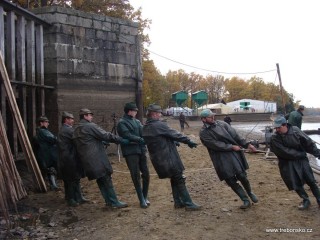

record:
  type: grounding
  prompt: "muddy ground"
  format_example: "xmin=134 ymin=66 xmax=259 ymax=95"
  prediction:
xmin=2 ymin=117 xmax=320 ymax=240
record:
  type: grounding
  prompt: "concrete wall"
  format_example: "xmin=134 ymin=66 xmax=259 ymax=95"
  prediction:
xmin=32 ymin=7 xmax=140 ymax=133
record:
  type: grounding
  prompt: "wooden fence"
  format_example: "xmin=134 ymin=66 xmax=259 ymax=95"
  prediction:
xmin=0 ymin=0 xmax=53 ymax=160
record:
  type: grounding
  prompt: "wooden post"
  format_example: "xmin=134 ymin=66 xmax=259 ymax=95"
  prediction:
xmin=276 ymin=63 xmax=286 ymax=115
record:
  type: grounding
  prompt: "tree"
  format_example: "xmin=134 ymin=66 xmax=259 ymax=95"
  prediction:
xmin=247 ymin=76 xmax=266 ymax=100
xmin=201 ymin=74 xmax=225 ymax=103
xmin=142 ymin=60 xmax=166 ymax=107
xmin=224 ymin=77 xmax=249 ymax=102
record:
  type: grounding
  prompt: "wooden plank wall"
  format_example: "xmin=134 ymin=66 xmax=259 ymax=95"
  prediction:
xmin=0 ymin=2 xmax=50 ymax=161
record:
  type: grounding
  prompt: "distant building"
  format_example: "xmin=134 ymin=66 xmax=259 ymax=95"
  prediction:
xmin=164 ymin=107 xmax=194 ymax=116
xmin=198 ymin=103 xmax=233 ymax=115
xmin=227 ymin=99 xmax=277 ymax=113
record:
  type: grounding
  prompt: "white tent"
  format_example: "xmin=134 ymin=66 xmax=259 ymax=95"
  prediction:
xmin=197 ymin=103 xmax=233 ymax=114
xmin=165 ymin=107 xmax=193 ymax=116
xmin=226 ymin=99 xmax=277 ymax=113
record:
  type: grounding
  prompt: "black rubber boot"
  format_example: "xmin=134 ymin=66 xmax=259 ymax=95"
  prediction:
xmin=64 ymin=181 xmax=79 ymax=207
xmin=237 ymin=172 xmax=258 ymax=203
xmin=65 ymin=181 xmax=79 ymax=207
xmin=309 ymin=182 xmax=320 ymax=207
xmin=63 ymin=181 xmax=69 ymax=200
xmin=296 ymin=188 xmax=310 ymax=210
xmin=97 ymin=176 xmax=128 ymax=208
xmin=231 ymin=184 xmax=251 ymax=209
xmin=74 ymin=181 xmax=90 ymax=204
xmin=142 ymin=177 xmax=150 ymax=206
xmin=107 ymin=187 xmax=129 ymax=208
xmin=170 ymin=181 xmax=185 ymax=209
xmin=134 ymin=184 xmax=148 ymax=209
xmin=97 ymin=181 xmax=111 ymax=207
xmin=67 ymin=199 xmax=79 ymax=207
xmin=176 ymin=183 xmax=201 ymax=211
xmin=131 ymin=172 xmax=148 ymax=208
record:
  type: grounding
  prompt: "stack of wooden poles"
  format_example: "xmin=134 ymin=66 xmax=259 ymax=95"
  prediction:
xmin=0 ymin=111 xmax=27 ymax=221
xmin=0 ymin=53 xmax=46 ymax=223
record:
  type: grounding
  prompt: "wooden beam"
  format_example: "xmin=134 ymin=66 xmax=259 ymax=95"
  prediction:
xmin=0 ymin=6 xmax=6 ymax=130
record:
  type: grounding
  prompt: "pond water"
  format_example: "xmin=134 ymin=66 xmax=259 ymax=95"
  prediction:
xmin=304 ymin=124 xmax=320 ymax=168
xmin=233 ymin=122 xmax=320 ymax=168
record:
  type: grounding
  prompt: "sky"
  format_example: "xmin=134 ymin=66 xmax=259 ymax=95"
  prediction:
xmin=130 ymin=0 xmax=320 ymax=108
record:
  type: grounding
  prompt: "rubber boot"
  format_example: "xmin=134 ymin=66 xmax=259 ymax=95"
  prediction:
xmin=296 ymin=188 xmax=311 ymax=210
xmin=97 ymin=176 xmax=128 ymax=208
xmin=97 ymin=180 xmax=112 ymax=207
xmin=171 ymin=181 xmax=185 ymax=208
xmin=133 ymin=180 xmax=147 ymax=208
xmin=66 ymin=181 xmax=79 ymax=207
xmin=231 ymin=184 xmax=251 ymax=209
xmin=63 ymin=181 xmax=69 ymax=200
xmin=177 ymin=183 xmax=201 ymax=211
xmin=238 ymin=174 xmax=258 ymax=203
xmin=48 ymin=174 xmax=59 ymax=191
xmin=75 ymin=181 xmax=90 ymax=204
xmin=308 ymin=182 xmax=320 ymax=208
xmin=142 ymin=177 xmax=150 ymax=206
xmin=106 ymin=186 xmax=128 ymax=208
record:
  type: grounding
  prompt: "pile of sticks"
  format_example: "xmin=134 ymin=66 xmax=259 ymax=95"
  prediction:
xmin=0 ymin=112 xmax=27 ymax=222
xmin=0 ymin=52 xmax=46 ymax=223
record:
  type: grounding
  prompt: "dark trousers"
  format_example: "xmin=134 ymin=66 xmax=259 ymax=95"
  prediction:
xmin=295 ymin=173 xmax=320 ymax=202
xmin=125 ymin=154 xmax=150 ymax=199
xmin=225 ymin=172 xmax=252 ymax=201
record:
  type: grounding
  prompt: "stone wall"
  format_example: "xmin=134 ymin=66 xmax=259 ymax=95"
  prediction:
xmin=32 ymin=7 xmax=140 ymax=133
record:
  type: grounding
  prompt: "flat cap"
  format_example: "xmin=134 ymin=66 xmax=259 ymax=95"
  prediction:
xmin=124 ymin=102 xmax=138 ymax=111
xmin=79 ymin=108 xmax=93 ymax=116
xmin=147 ymin=104 xmax=162 ymax=113
xmin=273 ymin=116 xmax=287 ymax=128
xmin=38 ymin=116 xmax=49 ymax=122
xmin=62 ymin=111 xmax=74 ymax=119
xmin=199 ymin=109 xmax=215 ymax=118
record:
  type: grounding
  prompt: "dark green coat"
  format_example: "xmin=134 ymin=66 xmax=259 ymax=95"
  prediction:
xmin=270 ymin=125 xmax=320 ymax=190
xmin=199 ymin=120 xmax=250 ymax=181
xmin=142 ymin=118 xmax=191 ymax=179
xmin=58 ymin=124 xmax=85 ymax=181
xmin=34 ymin=127 xmax=58 ymax=171
xmin=117 ymin=114 xmax=146 ymax=156
xmin=287 ymin=110 xmax=303 ymax=129
xmin=73 ymin=119 xmax=121 ymax=180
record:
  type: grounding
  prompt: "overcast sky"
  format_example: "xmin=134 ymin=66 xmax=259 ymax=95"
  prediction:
xmin=130 ymin=0 xmax=320 ymax=108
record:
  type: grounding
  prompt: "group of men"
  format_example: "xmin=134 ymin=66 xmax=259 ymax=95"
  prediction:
xmin=34 ymin=108 xmax=130 ymax=208
xmin=33 ymin=103 xmax=320 ymax=211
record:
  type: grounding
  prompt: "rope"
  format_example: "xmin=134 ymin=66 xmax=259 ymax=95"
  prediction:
xmin=113 ymin=167 xmax=214 ymax=176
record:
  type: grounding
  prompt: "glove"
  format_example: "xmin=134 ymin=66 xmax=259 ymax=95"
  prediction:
xmin=174 ymin=141 xmax=180 ymax=147
xmin=187 ymin=141 xmax=198 ymax=148
xmin=119 ymin=138 xmax=130 ymax=145
xmin=138 ymin=138 xmax=145 ymax=145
